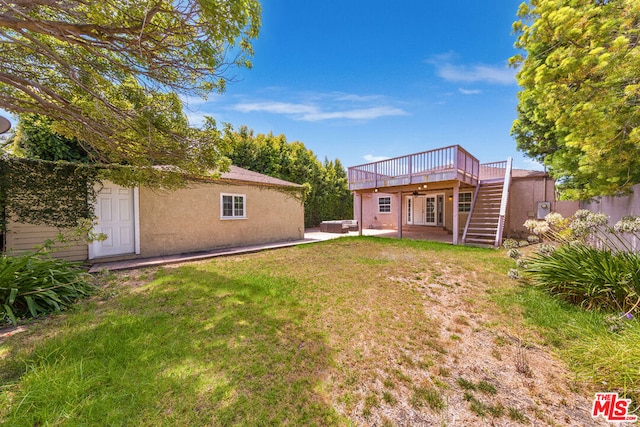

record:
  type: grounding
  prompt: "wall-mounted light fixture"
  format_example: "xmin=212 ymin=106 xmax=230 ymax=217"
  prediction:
xmin=374 ymin=188 xmax=378 ymax=193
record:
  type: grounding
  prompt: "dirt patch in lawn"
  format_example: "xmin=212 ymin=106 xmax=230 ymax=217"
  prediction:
xmin=273 ymin=239 xmax=613 ymax=426
xmin=1 ymin=238 xmax=622 ymax=426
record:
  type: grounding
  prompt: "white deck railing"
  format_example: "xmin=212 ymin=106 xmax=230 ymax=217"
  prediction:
xmin=479 ymin=161 xmax=508 ymax=182
xmin=495 ymin=157 xmax=513 ymax=247
xmin=348 ymin=145 xmax=480 ymax=190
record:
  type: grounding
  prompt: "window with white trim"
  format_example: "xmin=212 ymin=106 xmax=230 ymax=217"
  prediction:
xmin=221 ymin=193 xmax=246 ymax=219
xmin=459 ymin=192 xmax=472 ymax=212
xmin=378 ymin=196 xmax=391 ymax=213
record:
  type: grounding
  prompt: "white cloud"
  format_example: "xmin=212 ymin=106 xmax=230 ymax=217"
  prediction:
xmin=231 ymin=96 xmax=408 ymax=122
xmin=363 ymin=154 xmax=391 ymax=162
xmin=458 ymin=88 xmax=482 ymax=95
xmin=333 ymin=93 xmax=384 ymax=102
xmin=180 ymin=95 xmax=212 ymax=108
xmin=427 ymin=53 xmax=517 ymax=86
xmin=234 ymin=101 xmax=316 ymax=115
xmin=301 ymin=106 xmax=407 ymax=122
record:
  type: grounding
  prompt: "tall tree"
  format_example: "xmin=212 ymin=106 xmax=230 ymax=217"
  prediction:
xmin=225 ymin=127 xmax=353 ymax=227
xmin=511 ymin=0 xmax=640 ymax=199
xmin=9 ymin=114 xmax=92 ymax=162
xmin=0 ymin=0 xmax=261 ymax=183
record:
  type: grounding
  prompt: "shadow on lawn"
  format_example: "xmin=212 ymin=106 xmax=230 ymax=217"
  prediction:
xmin=1 ymin=265 xmax=341 ymax=426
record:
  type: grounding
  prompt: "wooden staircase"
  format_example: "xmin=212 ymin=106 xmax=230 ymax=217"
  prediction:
xmin=463 ymin=182 xmax=504 ymax=246
xmin=462 ymin=157 xmax=512 ymax=247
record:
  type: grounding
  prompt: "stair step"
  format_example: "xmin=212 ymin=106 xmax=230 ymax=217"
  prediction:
xmin=467 ymin=229 xmax=498 ymax=235
xmin=465 ymin=232 xmax=497 ymax=238
xmin=468 ymin=221 xmax=498 ymax=226
xmin=464 ymin=238 xmax=496 ymax=246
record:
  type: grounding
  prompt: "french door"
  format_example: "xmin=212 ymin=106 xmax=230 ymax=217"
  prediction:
xmin=406 ymin=194 xmax=444 ymax=226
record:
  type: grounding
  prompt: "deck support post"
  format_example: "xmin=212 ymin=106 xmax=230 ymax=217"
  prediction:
xmin=357 ymin=192 xmax=363 ymax=236
xmin=397 ymin=191 xmax=403 ymax=239
xmin=453 ymin=183 xmax=460 ymax=245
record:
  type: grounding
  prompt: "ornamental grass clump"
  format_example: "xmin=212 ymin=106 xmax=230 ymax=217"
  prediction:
xmin=0 ymin=252 xmax=94 ymax=325
xmin=509 ymin=210 xmax=640 ymax=315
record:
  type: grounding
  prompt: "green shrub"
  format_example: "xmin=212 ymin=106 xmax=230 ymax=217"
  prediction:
xmin=525 ymin=244 xmax=640 ymax=313
xmin=0 ymin=252 xmax=94 ymax=325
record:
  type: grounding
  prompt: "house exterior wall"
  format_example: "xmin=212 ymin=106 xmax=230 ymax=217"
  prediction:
xmin=355 ymin=192 xmax=399 ymax=230
xmin=4 ymin=220 xmax=88 ymax=261
xmin=5 ymin=181 xmax=304 ymax=261
xmin=505 ymin=176 xmax=578 ymax=238
xmin=352 ymin=175 xmax=581 ymax=240
xmin=354 ymin=190 xmax=471 ymax=232
xmin=138 ymin=182 xmax=304 ymax=258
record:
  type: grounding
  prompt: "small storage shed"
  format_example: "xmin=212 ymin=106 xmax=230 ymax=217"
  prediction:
xmin=3 ymin=166 xmax=305 ymax=262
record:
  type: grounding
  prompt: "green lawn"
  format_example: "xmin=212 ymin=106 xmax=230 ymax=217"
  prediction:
xmin=1 ymin=237 xmax=637 ymax=426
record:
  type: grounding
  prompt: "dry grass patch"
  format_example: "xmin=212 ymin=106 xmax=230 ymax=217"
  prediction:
xmin=1 ymin=237 xmax=611 ymax=426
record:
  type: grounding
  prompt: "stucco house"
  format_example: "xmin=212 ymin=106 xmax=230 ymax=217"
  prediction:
xmin=349 ymin=145 xmax=577 ymax=246
xmin=3 ymin=166 xmax=305 ymax=262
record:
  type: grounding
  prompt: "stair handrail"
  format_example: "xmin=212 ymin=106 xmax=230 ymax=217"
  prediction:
xmin=494 ymin=157 xmax=513 ymax=247
xmin=462 ymin=184 xmax=481 ymax=243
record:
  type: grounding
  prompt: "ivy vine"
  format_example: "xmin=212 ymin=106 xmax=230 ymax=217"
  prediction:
xmin=0 ymin=156 xmax=308 ymax=234
xmin=0 ymin=156 xmax=101 ymax=231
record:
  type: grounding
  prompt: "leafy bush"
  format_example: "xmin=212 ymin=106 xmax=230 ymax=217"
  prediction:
xmin=509 ymin=210 xmax=640 ymax=316
xmin=0 ymin=252 xmax=94 ymax=325
xmin=526 ymin=244 xmax=640 ymax=313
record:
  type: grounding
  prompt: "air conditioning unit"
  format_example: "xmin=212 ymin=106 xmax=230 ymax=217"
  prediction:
xmin=537 ymin=201 xmax=551 ymax=219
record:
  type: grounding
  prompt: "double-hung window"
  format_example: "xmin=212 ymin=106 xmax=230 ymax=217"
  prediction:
xmin=378 ymin=196 xmax=391 ymax=213
xmin=458 ymin=192 xmax=472 ymax=213
xmin=221 ymin=194 xmax=246 ymax=219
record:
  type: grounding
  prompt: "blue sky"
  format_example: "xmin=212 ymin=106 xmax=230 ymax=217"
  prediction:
xmin=1 ymin=1 xmax=540 ymax=171
xmin=183 ymin=0 xmax=542 ymax=171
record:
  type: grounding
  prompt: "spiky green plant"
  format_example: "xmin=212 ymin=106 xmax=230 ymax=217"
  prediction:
xmin=1 ymin=252 xmax=94 ymax=324
xmin=525 ymin=244 xmax=640 ymax=313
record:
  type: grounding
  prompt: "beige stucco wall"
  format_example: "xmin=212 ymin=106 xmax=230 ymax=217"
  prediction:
xmin=353 ymin=178 xmax=582 ymax=240
xmin=506 ymin=176 xmax=579 ymax=238
xmin=354 ymin=190 xmax=471 ymax=233
xmin=4 ymin=181 xmax=304 ymax=262
xmin=138 ymin=182 xmax=305 ymax=258
xmin=355 ymin=192 xmax=398 ymax=229
xmin=4 ymin=219 xmax=88 ymax=261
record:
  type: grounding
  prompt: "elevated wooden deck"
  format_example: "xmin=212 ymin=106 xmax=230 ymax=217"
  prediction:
xmin=348 ymin=145 xmax=480 ymax=191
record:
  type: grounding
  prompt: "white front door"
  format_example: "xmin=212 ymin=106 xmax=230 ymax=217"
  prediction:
xmin=91 ymin=183 xmax=136 ymax=258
